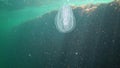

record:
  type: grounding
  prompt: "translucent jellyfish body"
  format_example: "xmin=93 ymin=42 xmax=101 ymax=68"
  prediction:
xmin=55 ymin=5 xmax=76 ymax=33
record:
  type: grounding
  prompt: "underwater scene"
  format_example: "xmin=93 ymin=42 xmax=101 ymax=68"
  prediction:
xmin=0 ymin=0 xmax=120 ymax=68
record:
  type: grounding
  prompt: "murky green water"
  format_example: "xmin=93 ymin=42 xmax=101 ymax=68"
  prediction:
xmin=0 ymin=0 xmax=113 ymax=32
xmin=1 ymin=0 xmax=120 ymax=68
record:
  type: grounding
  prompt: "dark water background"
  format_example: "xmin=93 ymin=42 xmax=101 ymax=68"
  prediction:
xmin=0 ymin=1 xmax=120 ymax=68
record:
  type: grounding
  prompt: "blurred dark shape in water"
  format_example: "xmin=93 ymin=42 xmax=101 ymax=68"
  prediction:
xmin=1 ymin=1 xmax=120 ymax=68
